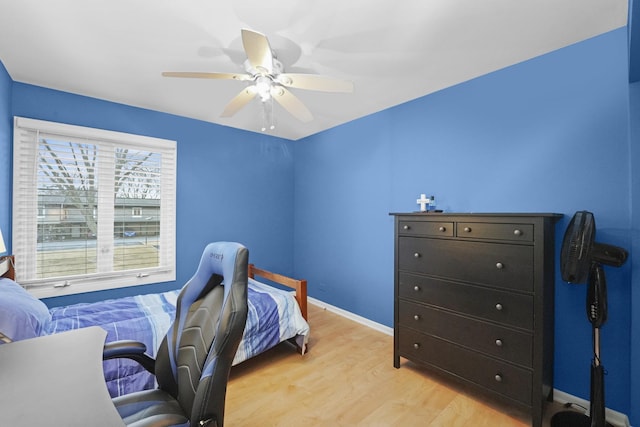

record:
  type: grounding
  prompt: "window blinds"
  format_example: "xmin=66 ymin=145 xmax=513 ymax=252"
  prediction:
xmin=13 ymin=117 xmax=176 ymax=297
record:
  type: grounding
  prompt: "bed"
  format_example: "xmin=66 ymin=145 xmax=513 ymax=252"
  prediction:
xmin=0 ymin=256 xmax=309 ymax=397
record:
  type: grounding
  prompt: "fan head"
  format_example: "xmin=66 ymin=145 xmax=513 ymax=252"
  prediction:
xmin=561 ymin=210 xmax=595 ymax=284
xmin=560 ymin=210 xmax=628 ymax=284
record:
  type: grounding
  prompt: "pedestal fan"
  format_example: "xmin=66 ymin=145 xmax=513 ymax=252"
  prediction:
xmin=551 ymin=211 xmax=627 ymax=427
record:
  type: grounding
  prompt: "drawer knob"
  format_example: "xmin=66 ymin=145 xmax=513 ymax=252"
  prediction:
xmin=413 ymin=343 xmax=420 ymax=350
xmin=495 ymin=303 xmax=503 ymax=311
xmin=413 ymin=314 xmax=420 ymax=321
xmin=495 ymin=262 xmax=504 ymax=270
xmin=414 ymin=252 xmax=420 ymax=258
xmin=413 ymin=285 xmax=420 ymax=292
xmin=513 ymin=229 xmax=522 ymax=236
xmin=403 ymin=225 xmax=410 ymax=230
xmin=494 ymin=374 xmax=503 ymax=383
xmin=439 ymin=226 xmax=446 ymax=232
xmin=463 ymin=226 xmax=471 ymax=233
xmin=495 ymin=339 xmax=503 ymax=347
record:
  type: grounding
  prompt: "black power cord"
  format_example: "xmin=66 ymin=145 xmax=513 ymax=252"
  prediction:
xmin=563 ymin=401 xmax=588 ymax=412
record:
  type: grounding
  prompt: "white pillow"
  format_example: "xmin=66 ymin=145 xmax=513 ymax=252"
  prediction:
xmin=0 ymin=278 xmax=51 ymax=342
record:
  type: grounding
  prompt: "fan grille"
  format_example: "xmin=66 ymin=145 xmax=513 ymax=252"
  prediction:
xmin=560 ymin=210 xmax=594 ymax=284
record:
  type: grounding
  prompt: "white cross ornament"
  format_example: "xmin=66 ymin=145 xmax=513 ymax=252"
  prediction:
xmin=417 ymin=194 xmax=430 ymax=212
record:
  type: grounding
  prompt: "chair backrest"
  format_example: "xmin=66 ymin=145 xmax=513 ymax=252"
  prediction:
xmin=154 ymin=242 xmax=249 ymax=427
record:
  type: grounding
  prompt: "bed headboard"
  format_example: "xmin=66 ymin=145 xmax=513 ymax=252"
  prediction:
xmin=248 ymin=263 xmax=308 ymax=320
xmin=0 ymin=256 xmax=15 ymax=281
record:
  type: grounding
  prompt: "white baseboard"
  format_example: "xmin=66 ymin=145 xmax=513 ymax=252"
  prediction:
xmin=308 ymin=296 xmax=393 ymax=336
xmin=552 ymin=389 xmax=631 ymax=427
xmin=308 ymin=298 xmax=632 ymax=427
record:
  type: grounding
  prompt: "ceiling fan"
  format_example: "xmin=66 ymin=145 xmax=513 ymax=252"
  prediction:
xmin=162 ymin=29 xmax=354 ymax=125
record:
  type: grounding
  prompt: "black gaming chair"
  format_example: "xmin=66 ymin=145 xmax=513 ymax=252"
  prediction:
xmin=103 ymin=242 xmax=249 ymax=427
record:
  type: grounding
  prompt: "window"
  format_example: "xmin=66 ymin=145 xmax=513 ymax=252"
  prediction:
xmin=13 ymin=117 xmax=176 ymax=297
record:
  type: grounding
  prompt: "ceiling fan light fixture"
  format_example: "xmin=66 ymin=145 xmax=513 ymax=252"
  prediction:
xmin=255 ymin=76 xmax=272 ymax=101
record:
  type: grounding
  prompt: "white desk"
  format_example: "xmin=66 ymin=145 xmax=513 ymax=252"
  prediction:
xmin=0 ymin=327 xmax=125 ymax=426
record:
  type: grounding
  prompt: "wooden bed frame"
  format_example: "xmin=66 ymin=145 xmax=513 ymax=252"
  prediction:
xmin=248 ymin=263 xmax=308 ymax=320
xmin=1 ymin=256 xmax=308 ymax=321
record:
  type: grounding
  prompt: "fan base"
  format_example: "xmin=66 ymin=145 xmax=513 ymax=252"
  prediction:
xmin=550 ymin=410 xmax=614 ymax=427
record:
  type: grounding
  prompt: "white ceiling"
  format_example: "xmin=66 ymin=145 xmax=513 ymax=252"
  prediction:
xmin=0 ymin=1 xmax=628 ymax=140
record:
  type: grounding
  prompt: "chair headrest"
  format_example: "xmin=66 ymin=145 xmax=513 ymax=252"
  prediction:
xmin=177 ymin=241 xmax=247 ymax=317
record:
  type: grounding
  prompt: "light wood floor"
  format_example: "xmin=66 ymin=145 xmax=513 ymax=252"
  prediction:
xmin=225 ymin=304 xmax=566 ymax=426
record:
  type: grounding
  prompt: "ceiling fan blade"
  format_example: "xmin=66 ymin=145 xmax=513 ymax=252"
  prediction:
xmin=241 ymin=29 xmax=273 ymax=74
xmin=221 ymin=86 xmax=258 ymax=118
xmin=270 ymin=86 xmax=313 ymax=122
xmin=276 ymin=73 xmax=354 ymax=93
xmin=162 ymin=71 xmax=251 ymax=81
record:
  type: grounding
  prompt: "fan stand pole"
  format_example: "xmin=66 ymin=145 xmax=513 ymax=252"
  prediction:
xmin=551 ymin=265 xmax=611 ymax=427
xmin=589 ymin=326 xmax=607 ymax=427
xmin=588 ymin=263 xmax=610 ymax=427
xmin=550 ymin=330 xmax=611 ymax=427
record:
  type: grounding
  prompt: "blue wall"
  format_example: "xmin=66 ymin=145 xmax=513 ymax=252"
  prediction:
xmin=0 ymin=61 xmax=11 ymax=246
xmin=6 ymin=83 xmax=296 ymax=304
xmin=1 ymin=26 xmax=638 ymax=424
xmin=628 ymin=80 xmax=640 ymax=427
xmin=294 ymin=28 xmax=634 ymax=419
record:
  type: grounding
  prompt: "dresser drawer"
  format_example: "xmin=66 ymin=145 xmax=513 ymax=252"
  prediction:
xmin=398 ymin=220 xmax=454 ymax=237
xmin=399 ymin=300 xmax=533 ymax=366
xmin=398 ymin=237 xmax=534 ymax=292
xmin=399 ymin=273 xmax=533 ymax=330
xmin=398 ymin=327 xmax=532 ymax=405
xmin=456 ymin=222 xmax=533 ymax=242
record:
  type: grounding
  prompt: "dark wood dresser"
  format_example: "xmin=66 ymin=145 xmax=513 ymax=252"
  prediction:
xmin=391 ymin=213 xmax=561 ymax=427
